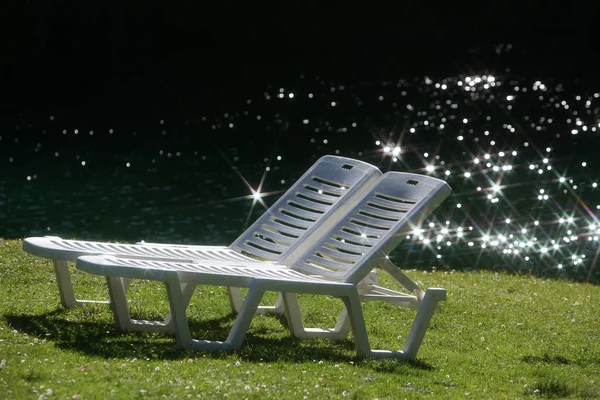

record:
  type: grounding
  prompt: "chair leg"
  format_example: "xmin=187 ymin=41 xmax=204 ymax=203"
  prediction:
xmin=121 ymin=278 xmax=133 ymax=291
xmin=367 ymin=287 xmax=446 ymax=360
xmin=225 ymin=282 xmax=266 ymax=349
xmin=105 ymin=276 xmax=178 ymax=334
xmin=164 ymin=274 xmax=192 ymax=348
xmin=340 ymin=292 xmax=371 ymax=357
xmin=332 ymin=308 xmax=352 ymax=339
xmin=381 ymin=258 xmax=425 ymax=300
xmin=281 ymin=293 xmax=351 ymax=340
xmin=268 ymin=294 xmax=285 ymax=315
xmin=108 ymin=282 xmax=274 ymax=335
xmin=281 ymin=292 xmax=305 ymax=336
xmin=179 ymin=281 xmax=266 ymax=351
xmin=226 ymin=287 xmax=244 ymax=313
xmin=53 ymin=260 xmax=110 ymax=308
xmin=227 ymin=287 xmax=285 ymax=315
xmin=53 ymin=260 xmax=78 ymax=308
xmin=106 ymin=276 xmax=133 ymax=331
xmin=163 ymin=283 xmax=197 ymax=328
xmin=402 ymin=288 xmax=446 ymax=360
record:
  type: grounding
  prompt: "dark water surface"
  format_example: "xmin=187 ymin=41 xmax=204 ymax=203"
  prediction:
xmin=2 ymin=48 xmax=600 ymax=282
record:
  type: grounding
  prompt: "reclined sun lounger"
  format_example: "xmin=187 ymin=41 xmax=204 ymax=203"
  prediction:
xmin=23 ymin=156 xmax=382 ymax=309
xmin=77 ymin=172 xmax=452 ymax=359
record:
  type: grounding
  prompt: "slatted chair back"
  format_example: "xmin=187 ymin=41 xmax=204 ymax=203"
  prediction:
xmin=291 ymin=172 xmax=451 ymax=285
xmin=229 ymin=156 xmax=381 ymax=261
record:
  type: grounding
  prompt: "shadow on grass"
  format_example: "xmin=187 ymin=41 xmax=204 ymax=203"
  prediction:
xmin=3 ymin=309 xmax=434 ymax=372
xmin=527 ymin=376 xmax=600 ymax=399
xmin=521 ymin=352 xmax=600 ymax=369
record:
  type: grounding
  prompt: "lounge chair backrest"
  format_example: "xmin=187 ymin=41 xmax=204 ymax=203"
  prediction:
xmin=291 ymin=172 xmax=451 ymax=284
xmin=229 ymin=156 xmax=382 ymax=262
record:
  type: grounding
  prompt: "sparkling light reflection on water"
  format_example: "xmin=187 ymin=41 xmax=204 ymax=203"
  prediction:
xmin=1 ymin=72 xmax=599 ymax=282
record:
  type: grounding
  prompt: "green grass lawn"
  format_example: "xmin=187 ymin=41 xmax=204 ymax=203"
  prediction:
xmin=1 ymin=238 xmax=599 ymax=399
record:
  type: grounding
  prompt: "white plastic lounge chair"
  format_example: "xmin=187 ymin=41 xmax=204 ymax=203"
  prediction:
xmin=76 ymin=172 xmax=451 ymax=359
xmin=23 ymin=155 xmax=382 ymax=309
